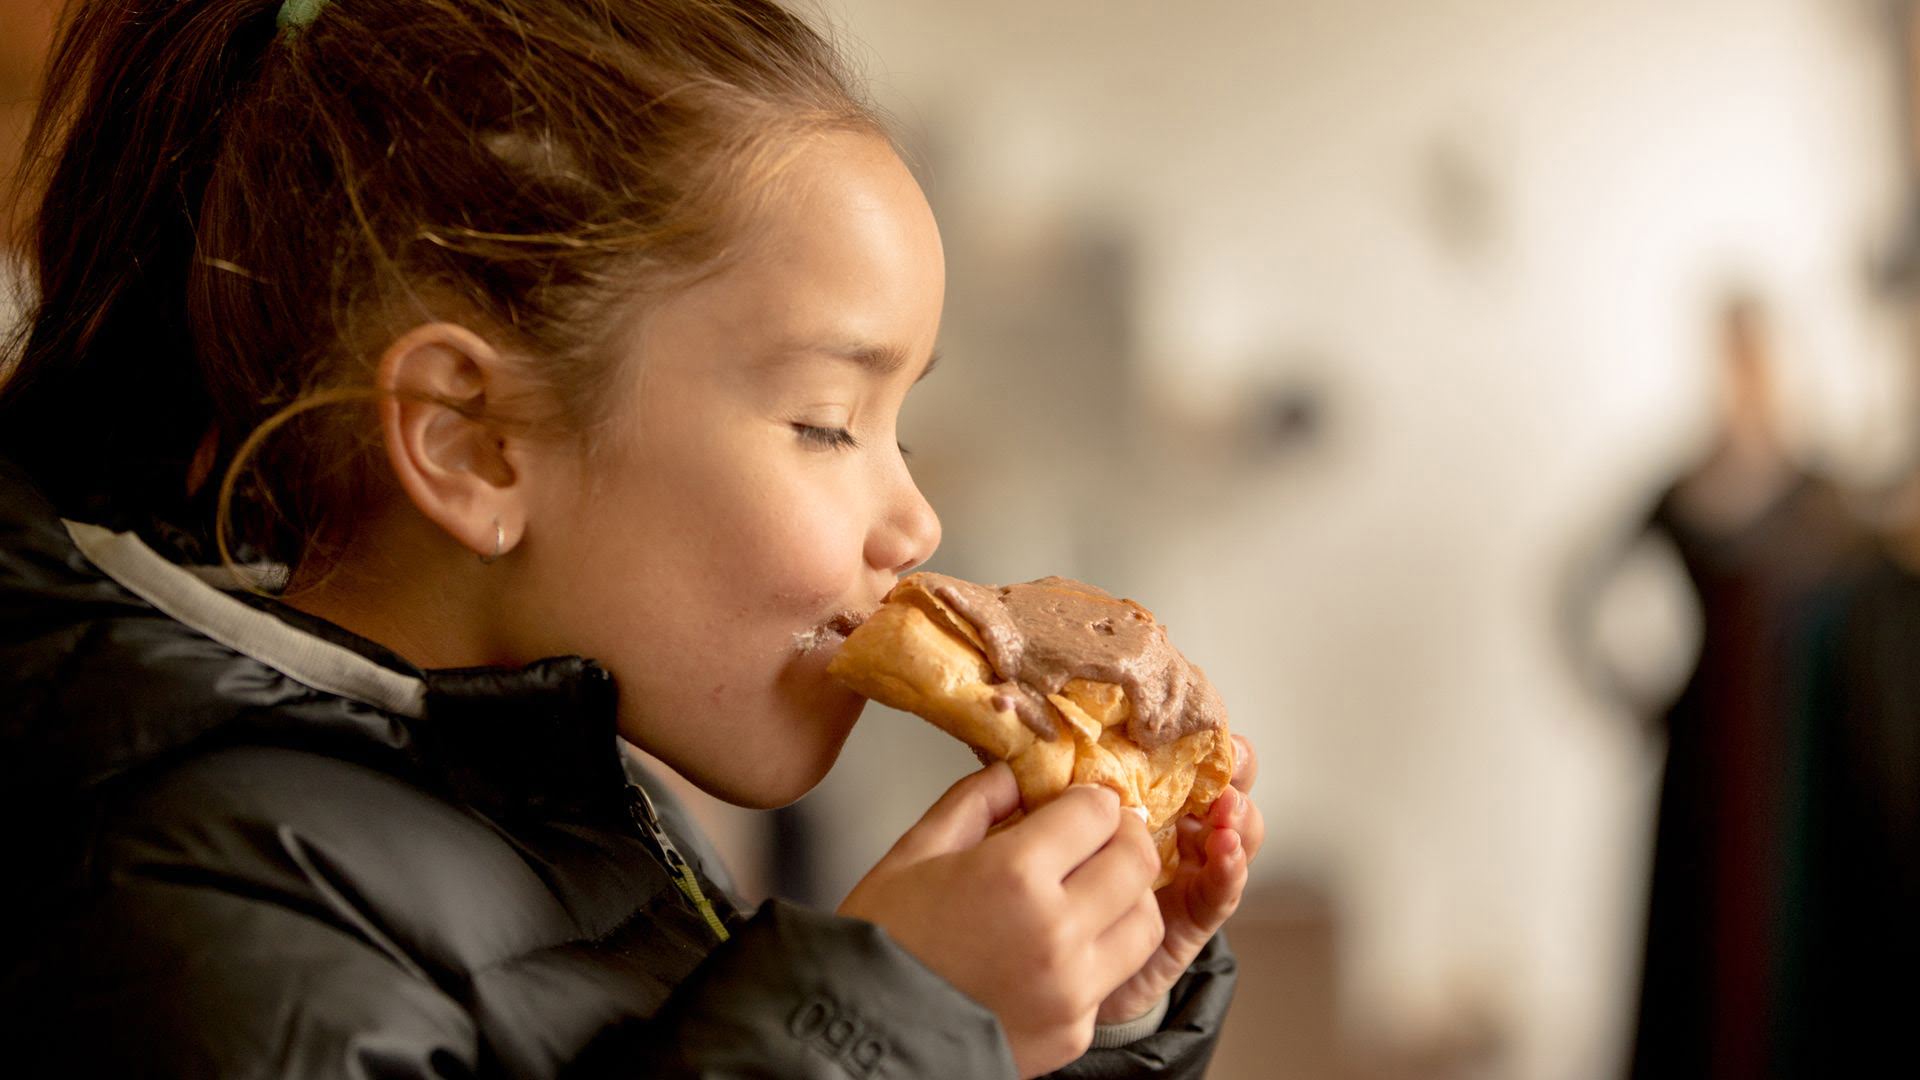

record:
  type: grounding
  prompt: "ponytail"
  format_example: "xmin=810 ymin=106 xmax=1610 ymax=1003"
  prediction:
xmin=0 ymin=1 xmax=282 ymax=536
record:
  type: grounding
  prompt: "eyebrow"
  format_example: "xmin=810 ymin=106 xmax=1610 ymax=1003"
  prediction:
xmin=784 ymin=341 xmax=942 ymax=383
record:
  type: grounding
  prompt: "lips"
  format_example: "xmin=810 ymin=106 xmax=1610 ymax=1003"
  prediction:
xmin=791 ymin=609 xmax=871 ymax=655
xmin=824 ymin=610 xmax=867 ymax=636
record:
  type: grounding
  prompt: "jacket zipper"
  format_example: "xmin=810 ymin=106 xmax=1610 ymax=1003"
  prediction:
xmin=626 ymin=783 xmax=732 ymax=943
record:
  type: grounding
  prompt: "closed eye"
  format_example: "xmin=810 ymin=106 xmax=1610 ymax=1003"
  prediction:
xmin=793 ymin=423 xmax=859 ymax=451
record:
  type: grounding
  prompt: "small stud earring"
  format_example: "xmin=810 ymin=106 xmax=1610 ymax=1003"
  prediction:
xmin=478 ymin=518 xmax=504 ymax=565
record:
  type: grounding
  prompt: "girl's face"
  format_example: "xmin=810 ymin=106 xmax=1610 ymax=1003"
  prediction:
xmin=509 ymin=133 xmax=945 ymax=808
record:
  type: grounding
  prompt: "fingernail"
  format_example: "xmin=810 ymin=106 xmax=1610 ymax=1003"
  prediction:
xmin=1127 ymin=805 xmax=1148 ymax=822
xmin=1071 ymin=783 xmax=1120 ymax=809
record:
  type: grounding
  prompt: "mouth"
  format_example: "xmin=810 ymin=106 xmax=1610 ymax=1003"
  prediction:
xmin=825 ymin=609 xmax=867 ymax=636
xmin=791 ymin=609 xmax=870 ymax=655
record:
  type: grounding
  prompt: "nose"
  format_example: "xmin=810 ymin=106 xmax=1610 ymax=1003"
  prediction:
xmin=867 ymin=468 xmax=941 ymax=576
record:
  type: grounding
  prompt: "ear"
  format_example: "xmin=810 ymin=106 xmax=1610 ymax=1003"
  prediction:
xmin=376 ymin=322 xmax=527 ymax=560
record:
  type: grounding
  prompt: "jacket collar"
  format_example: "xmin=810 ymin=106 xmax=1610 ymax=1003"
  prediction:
xmin=50 ymin=516 xmax=630 ymax=820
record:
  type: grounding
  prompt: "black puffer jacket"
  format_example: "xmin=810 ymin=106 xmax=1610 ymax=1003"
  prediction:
xmin=0 ymin=460 xmax=1234 ymax=1078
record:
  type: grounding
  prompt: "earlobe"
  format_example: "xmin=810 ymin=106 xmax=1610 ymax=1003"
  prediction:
xmin=377 ymin=323 xmax=526 ymax=560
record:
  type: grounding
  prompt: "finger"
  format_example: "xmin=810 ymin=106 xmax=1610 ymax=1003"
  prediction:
xmin=1188 ymin=827 xmax=1247 ymax=923
xmin=1205 ymin=786 xmax=1242 ymax=829
xmin=1233 ymin=792 xmax=1266 ymax=862
xmin=1230 ymin=734 xmax=1258 ymax=793
xmin=1062 ymin=810 xmax=1161 ymax=925
xmin=1200 ymin=786 xmax=1265 ymax=862
xmin=1175 ymin=786 xmax=1257 ymax=867
xmin=1175 ymin=815 xmax=1208 ymax=863
xmin=883 ymin=762 xmax=1021 ymax=865
xmin=1090 ymin=887 xmax=1166 ymax=989
xmin=993 ymin=783 xmax=1122 ymax=879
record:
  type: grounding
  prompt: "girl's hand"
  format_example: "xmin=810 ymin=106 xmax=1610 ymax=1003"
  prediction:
xmin=839 ymin=764 xmax=1165 ymax=1078
xmin=1094 ymin=734 xmax=1265 ymax=1026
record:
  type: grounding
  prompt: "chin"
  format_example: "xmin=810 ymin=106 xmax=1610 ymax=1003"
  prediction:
xmin=700 ymin=752 xmax=839 ymax=809
xmin=683 ymin=692 xmax=866 ymax=810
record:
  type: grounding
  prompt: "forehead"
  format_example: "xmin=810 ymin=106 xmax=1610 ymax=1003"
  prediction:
xmin=639 ymin=132 xmax=946 ymax=365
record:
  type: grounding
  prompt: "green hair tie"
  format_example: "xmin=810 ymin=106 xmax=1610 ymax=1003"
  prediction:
xmin=276 ymin=0 xmax=328 ymax=34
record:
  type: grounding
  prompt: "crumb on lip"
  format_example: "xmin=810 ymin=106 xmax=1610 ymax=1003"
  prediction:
xmin=790 ymin=626 xmax=833 ymax=654
xmin=792 ymin=610 xmax=869 ymax=655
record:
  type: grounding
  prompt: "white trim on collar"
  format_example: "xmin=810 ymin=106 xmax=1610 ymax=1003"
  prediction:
xmin=61 ymin=519 xmax=428 ymax=719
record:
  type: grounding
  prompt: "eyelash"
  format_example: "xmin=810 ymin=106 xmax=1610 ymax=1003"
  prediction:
xmin=792 ymin=423 xmax=913 ymax=458
xmin=794 ymin=423 xmax=859 ymax=451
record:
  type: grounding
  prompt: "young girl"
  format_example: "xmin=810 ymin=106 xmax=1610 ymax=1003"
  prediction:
xmin=0 ymin=1 xmax=1263 ymax=1076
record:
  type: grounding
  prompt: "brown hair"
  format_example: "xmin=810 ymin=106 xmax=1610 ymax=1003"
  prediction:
xmin=0 ymin=0 xmax=881 ymax=577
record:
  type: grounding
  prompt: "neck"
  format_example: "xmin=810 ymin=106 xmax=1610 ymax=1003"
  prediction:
xmin=281 ymin=518 xmax=504 ymax=670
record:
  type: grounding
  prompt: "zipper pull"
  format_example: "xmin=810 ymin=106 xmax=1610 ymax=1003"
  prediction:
xmin=626 ymin=784 xmax=731 ymax=943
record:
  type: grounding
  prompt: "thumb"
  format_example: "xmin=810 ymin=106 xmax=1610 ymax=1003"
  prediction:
xmin=880 ymin=762 xmax=1021 ymax=867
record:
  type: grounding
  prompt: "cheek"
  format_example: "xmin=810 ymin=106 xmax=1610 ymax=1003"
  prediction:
xmin=524 ymin=406 xmax=876 ymax=676
xmin=715 ymin=468 xmax=868 ymax=615
xmin=601 ymin=424 xmax=868 ymax=627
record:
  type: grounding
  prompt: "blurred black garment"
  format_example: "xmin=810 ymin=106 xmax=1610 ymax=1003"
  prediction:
xmin=1629 ymin=475 xmax=1867 ymax=1080
xmin=1771 ymin=547 xmax=1920 ymax=1075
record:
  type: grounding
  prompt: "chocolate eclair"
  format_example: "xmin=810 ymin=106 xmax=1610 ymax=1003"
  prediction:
xmin=827 ymin=572 xmax=1234 ymax=886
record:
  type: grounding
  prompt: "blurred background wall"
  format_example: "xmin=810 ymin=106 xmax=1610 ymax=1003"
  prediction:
xmin=6 ymin=1 xmax=1915 ymax=1077
xmin=739 ymin=2 xmax=1913 ymax=1078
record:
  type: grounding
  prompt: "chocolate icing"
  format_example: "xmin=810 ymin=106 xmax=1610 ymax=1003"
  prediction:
xmin=920 ymin=573 xmax=1226 ymax=749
